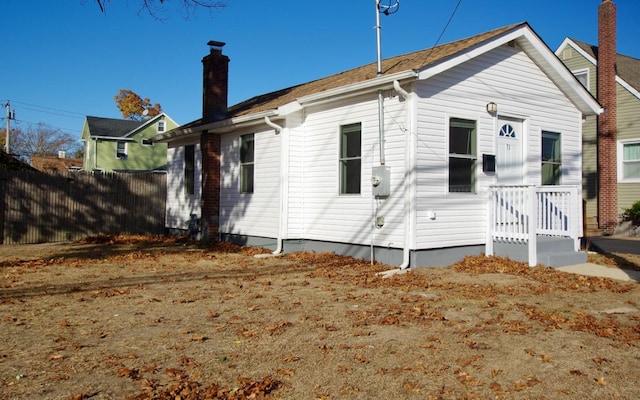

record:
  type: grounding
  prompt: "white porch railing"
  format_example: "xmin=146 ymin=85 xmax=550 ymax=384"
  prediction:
xmin=485 ymin=185 xmax=582 ymax=266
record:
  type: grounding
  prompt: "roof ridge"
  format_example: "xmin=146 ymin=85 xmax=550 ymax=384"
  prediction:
xmin=228 ymin=22 xmax=526 ymax=117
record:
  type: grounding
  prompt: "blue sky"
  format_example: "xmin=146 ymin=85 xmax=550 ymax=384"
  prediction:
xmin=2 ymin=0 xmax=639 ymax=147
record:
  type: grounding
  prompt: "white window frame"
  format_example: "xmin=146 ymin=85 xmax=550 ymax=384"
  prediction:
xmin=541 ymin=131 xmax=562 ymax=185
xmin=184 ymin=144 xmax=195 ymax=195
xmin=157 ymin=120 xmax=166 ymax=133
xmin=572 ymin=68 xmax=590 ymax=91
xmin=339 ymin=122 xmax=362 ymax=195
xmin=115 ymin=141 xmax=127 ymax=159
xmin=447 ymin=117 xmax=477 ymax=193
xmin=141 ymin=138 xmax=154 ymax=146
xmin=239 ymin=133 xmax=254 ymax=194
xmin=618 ymin=138 xmax=640 ymax=183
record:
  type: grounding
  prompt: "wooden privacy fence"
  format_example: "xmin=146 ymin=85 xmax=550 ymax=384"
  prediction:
xmin=0 ymin=171 xmax=167 ymax=244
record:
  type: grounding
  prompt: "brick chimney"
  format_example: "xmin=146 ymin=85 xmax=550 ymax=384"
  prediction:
xmin=202 ymin=40 xmax=229 ymax=123
xmin=200 ymin=40 xmax=229 ymax=242
xmin=597 ymin=0 xmax=617 ymax=235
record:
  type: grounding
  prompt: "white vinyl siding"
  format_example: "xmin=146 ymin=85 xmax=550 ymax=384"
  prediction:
xmin=298 ymin=94 xmax=407 ymax=247
xmin=413 ymin=44 xmax=583 ymax=250
xmin=219 ymin=129 xmax=280 ymax=239
xmin=165 ymin=143 xmax=202 ymax=230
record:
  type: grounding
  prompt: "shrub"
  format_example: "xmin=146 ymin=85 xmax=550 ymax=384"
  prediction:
xmin=622 ymin=200 xmax=640 ymax=221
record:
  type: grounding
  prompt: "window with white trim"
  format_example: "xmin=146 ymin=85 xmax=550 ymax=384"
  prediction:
xmin=141 ymin=138 xmax=153 ymax=146
xmin=541 ymin=131 xmax=562 ymax=185
xmin=240 ymin=134 xmax=254 ymax=193
xmin=184 ymin=145 xmax=195 ymax=195
xmin=573 ymin=69 xmax=589 ymax=90
xmin=619 ymin=140 xmax=640 ymax=182
xmin=339 ymin=123 xmax=362 ymax=195
xmin=448 ymin=118 xmax=476 ymax=193
xmin=158 ymin=120 xmax=166 ymax=133
xmin=116 ymin=141 xmax=127 ymax=159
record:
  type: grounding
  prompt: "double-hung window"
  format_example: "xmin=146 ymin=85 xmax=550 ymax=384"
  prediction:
xmin=620 ymin=140 xmax=640 ymax=182
xmin=240 ymin=134 xmax=254 ymax=193
xmin=541 ymin=131 xmax=562 ymax=185
xmin=573 ymin=69 xmax=589 ymax=90
xmin=116 ymin=141 xmax=127 ymax=159
xmin=448 ymin=118 xmax=477 ymax=193
xmin=184 ymin=145 xmax=195 ymax=195
xmin=339 ymin=123 xmax=362 ymax=195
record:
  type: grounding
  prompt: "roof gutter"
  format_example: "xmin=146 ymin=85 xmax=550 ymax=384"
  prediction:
xmin=153 ymin=110 xmax=280 ymax=143
xmin=296 ymin=70 xmax=418 ymax=107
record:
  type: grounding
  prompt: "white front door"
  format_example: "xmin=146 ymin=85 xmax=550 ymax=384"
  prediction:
xmin=496 ymin=117 xmax=524 ymax=185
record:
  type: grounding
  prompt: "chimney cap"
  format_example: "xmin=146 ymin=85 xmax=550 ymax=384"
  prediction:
xmin=207 ymin=40 xmax=226 ymax=49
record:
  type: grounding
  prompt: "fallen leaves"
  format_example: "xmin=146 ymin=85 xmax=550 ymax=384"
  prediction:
xmin=3 ymin=237 xmax=640 ymax=400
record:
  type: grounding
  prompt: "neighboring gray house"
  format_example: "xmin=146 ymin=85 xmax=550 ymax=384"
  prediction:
xmin=156 ymin=22 xmax=601 ymax=269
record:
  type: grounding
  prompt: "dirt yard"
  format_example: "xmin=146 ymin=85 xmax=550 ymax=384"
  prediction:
xmin=1 ymin=235 xmax=639 ymax=400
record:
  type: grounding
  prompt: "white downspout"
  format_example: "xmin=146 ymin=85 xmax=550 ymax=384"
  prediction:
xmin=379 ymin=80 xmax=413 ymax=277
xmin=393 ymin=80 xmax=412 ymax=270
xmin=93 ymin=138 xmax=98 ymax=170
xmin=255 ymin=116 xmax=285 ymax=257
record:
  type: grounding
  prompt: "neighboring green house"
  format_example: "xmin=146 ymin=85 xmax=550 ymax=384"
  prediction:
xmin=81 ymin=113 xmax=178 ymax=172
xmin=556 ymin=37 xmax=640 ymax=233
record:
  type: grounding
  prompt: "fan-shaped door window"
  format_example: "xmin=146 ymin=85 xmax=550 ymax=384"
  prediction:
xmin=499 ymin=124 xmax=516 ymax=138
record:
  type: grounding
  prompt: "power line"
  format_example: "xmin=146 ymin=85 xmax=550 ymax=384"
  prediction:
xmin=420 ymin=0 xmax=463 ymax=65
xmin=10 ymin=100 xmax=86 ymax=119
xmin=13 ymin=118 xmax=82 ymax=134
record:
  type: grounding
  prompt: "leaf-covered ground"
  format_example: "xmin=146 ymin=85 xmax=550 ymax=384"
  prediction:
xmin=0 ymin=235 xmax=639 ymax=399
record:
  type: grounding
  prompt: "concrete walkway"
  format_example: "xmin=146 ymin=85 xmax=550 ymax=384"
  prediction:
xmin=557 ymin=262 xmax=640 ymax=282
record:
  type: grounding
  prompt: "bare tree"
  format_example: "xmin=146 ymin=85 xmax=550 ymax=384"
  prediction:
xmin=9 ymin=123 xmax=81 ymax=162
xmin=94 ymin=0 xmax=227 ymax=19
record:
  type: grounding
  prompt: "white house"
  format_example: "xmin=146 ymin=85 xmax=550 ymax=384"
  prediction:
xmin=155 ymin=23 xmax=602 ymax=269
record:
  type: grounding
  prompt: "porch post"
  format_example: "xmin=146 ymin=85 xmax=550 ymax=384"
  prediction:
xmin=572 ymin=186 xmax=582 ymax=251
xmin=486 ymin=187 xmax=494 ymax=256
xmin=528 ymin=185 xmax=537 ymax=267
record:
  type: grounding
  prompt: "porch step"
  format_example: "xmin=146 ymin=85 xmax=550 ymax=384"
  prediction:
xmin=493 ymin=237 xmax=586 ymax=268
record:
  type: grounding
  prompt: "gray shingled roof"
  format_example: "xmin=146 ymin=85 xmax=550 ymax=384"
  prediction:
xmin=569 ymin=38 xmax=640 ymax=92
xmin=86 ymin=116 xmax=144 ymax=138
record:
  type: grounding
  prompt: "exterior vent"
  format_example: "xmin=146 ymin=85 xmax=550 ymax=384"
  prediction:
xmin=507 ymin=40 xmax=520 ymax=49
xmin=562 ymin=48 xmax=573 ymax=60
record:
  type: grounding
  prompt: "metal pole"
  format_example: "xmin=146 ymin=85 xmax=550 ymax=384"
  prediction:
xmin=5 ymin=101 xmax=10 ymax=154
xmin=375 ymin=1 xmax=385 ymax=165
xmin=375 ymin=0 xmax=382 ymax=76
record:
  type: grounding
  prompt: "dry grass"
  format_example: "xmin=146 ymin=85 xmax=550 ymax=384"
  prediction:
xmin=0 ymin=235 xmax=639 ymax=399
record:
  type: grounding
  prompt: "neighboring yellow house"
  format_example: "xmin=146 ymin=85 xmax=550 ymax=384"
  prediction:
xmin=81 ymin=113 xmax=178 ymax=172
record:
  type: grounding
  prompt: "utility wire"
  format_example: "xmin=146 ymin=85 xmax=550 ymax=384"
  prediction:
xmin=421 ymin=0 xmax=463 ymax=64
xmin=13 ymin=118 xmax=82 ymax=134
xmin=10 ymin=100 xmax=86 ymax=119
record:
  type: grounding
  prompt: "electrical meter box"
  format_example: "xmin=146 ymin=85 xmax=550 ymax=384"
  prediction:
xmin=371 ymin=166 xmax=391 ymax=197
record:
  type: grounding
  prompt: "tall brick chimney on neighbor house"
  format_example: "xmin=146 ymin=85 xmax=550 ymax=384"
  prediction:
xmin=200 ymin=41 xmax=229 ymax=242
xmin=597 ymin=0 xmax=618 ymax=235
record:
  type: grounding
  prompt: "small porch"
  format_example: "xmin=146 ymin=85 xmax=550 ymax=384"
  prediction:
xmin=486 ymin=185 xmax=586 ymax=267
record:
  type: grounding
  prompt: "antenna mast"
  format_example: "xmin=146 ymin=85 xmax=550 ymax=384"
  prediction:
xmin=375 ymin=0 xmax=399 ymax=165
